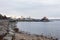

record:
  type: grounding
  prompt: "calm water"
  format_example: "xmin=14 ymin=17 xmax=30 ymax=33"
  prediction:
xmin=17 ymin=21 xmax=60 ymax=39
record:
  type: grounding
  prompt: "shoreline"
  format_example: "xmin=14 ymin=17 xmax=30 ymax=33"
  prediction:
xmin=0 ymin=20 xmax=58 ymax=40
xmin=14 ymin=30 xmax=58 ymax=40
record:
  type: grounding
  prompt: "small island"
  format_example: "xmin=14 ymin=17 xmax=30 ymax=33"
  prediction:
xmin=40 ymin=17 xmax=50 ymax=22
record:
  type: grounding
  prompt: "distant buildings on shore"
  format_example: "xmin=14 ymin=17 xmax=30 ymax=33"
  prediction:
xmin=16 ymin=16 xmax=49 ymax=22
xmin=0 ymin=14 xmax=50 ymax=22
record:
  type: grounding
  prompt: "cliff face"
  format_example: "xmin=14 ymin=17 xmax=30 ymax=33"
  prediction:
xmin=0 ymin=20 xmax=9 ymax=40
xmin=0 ymin=20 xmax=9 ymax=35
xmin=0 ymin=20 xmax=17 ymax=40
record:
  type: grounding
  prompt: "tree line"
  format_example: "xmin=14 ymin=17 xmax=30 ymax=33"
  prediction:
xmin=0 ymin=14 xmax=7 ymax=19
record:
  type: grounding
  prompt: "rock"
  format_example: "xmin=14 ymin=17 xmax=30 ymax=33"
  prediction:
xmin=40 ymin=17 xmax=49 ymax=22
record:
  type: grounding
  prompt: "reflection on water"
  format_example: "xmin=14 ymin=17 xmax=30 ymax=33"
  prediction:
xmin=17 ymin=21 xmax=60 ymax=39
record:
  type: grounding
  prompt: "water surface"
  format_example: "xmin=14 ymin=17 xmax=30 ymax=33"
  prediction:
xmin=17 ymin=21 xmax=60 ymax=39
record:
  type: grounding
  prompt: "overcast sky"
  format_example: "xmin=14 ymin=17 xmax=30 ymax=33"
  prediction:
xmin=0 ymin=0 xmax=60 ymax=18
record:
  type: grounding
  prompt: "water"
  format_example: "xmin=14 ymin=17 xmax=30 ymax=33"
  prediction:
xmin=17 ymin=21 xmax=60 ymax=39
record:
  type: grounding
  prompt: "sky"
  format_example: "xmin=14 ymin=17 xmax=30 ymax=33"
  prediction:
xmin=0 ymin=0 xmax=60 ymax=18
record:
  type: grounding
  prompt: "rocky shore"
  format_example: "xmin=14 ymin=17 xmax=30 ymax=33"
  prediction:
xmin=0 ymin=20 xmax=58 ymax=40
xmin=13 ymin=31 xmax=58 ymax=40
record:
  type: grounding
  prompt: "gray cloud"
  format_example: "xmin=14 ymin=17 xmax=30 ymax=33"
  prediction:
xmin=0 ymin=0 xmax=60 ymax=18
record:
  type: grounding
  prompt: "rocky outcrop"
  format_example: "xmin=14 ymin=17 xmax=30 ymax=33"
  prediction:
xmin=0 ymin=20 xmax=9 ymax=40
xmin=40 ymin=17 xmax=49 ymax=22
